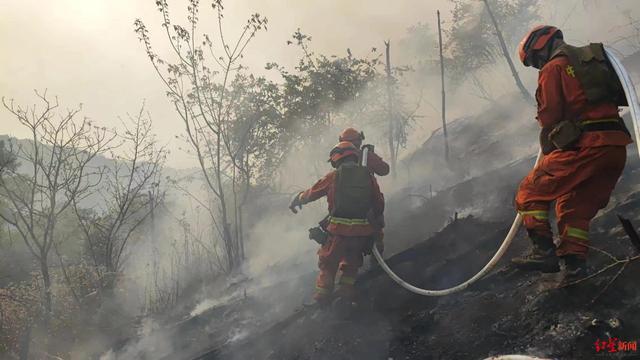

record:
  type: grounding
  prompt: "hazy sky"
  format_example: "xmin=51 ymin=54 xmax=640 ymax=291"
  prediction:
xmin=0 ymin=0 xmax=453 ymax=167
xmin=2 ymin=0 xmax=639 ymax=168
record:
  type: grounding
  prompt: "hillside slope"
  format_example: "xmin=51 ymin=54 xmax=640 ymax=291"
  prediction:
xmin=202 ymin=153 xmax=640 ymax=360
xmin=103 ymin=94 xmax=640 ymax=360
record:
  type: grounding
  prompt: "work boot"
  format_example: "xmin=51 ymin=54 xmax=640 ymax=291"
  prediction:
xmin=559 ymin=255 xmax=587 ymax=285
xmin=511 ymin=235 xmax=560 ymax=273
xmin=310 ymin=287 xmax=333 ymax=308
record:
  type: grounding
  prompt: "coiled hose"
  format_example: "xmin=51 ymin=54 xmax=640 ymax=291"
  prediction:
xmin=370 ymin=47 xmax=640 ymax=296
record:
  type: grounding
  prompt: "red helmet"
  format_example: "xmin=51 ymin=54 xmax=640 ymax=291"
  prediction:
xmin=518 ymin=25 xmax=562 ymax=67
xmin=338 ymin=127 xmax=365 ymax=143
xmin=329 ymin=141 xmax=359 ymax=164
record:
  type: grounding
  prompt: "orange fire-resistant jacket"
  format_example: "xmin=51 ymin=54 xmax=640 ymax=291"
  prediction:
xmin=536 ymin=56 xmax=632 ymax=147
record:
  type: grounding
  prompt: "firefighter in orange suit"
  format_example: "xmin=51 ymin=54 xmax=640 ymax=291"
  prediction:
xmin=512 ymin=25 xmax=632 ymax=281
xmin=339 ymin=127 xmax=390 ymax=176
xmin=289 ymin=141 xmax=385 ymax=305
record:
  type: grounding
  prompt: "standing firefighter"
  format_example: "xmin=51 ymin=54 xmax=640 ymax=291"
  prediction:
xmin=512 ymin=25 xmax=632 ymax=281
xmin=339 ymin=127 xmax=390 ymax=176
xmin=289 ymin=141 xmax=385 ymax=305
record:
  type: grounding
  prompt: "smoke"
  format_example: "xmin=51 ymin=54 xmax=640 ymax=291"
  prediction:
xmin=99 ymin=318 xmax=173 ymax=360
xmin=59 ymin=1 xmax=640 ymax=358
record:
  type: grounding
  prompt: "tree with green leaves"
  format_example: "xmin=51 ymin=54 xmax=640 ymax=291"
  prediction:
xmin=272 ymin=29 xmax=382 ymax=143
xmin=135 ymin=0 xmax=277 ymax=271
xmin=272 ymin=30 xmax=418 ymax=176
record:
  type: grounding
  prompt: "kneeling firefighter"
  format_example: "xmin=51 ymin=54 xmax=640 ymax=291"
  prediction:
xmin=339 ymin=127 xmax=390 ymax=176
xmin=512 ymin=25 xmax=632 ymax=281
xmin=289 ymin=141 xmax=385 ymax=305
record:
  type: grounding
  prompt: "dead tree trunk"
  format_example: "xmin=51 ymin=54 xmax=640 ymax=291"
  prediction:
xmin=437 ymin=10 xmax=450 ymax=163
xmin=54 ymin=243 xmax=81 ymax=306
xmin=149 ymin=190 xmax=156 ymax=244
xmin=39 ymin=254 xmax=52 ymax=326
xmin=482 ymin=0 xmax=533 ymax=104
xmin=18 ymin=322 xmax=32 ymax=360
xmin=384 ymin=40 xmax=397 ymax=177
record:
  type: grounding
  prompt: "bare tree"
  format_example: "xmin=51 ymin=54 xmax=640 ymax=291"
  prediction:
xmin=134 ymin=0 xmax=268 ymax=271
xmin=446 ymin=0 xmax=539 ymax=102
xmin=0 ymin=91 xmax=113 ymax=324
xmin=481 ymin=0 xmax=533 ymax=103
xmin=73 ymin=104 xmax=166 ymax=289
xmin=384 ymin=41 xmax=398 ymax=175
xmin=381 ymin=41 xmax=419 ymax=175
xmin=437 ymin=10 xmax=450 ymax=162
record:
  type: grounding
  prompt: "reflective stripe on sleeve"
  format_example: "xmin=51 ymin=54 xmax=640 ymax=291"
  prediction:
xmin=329 ymin=217 xmax=369 ymax=226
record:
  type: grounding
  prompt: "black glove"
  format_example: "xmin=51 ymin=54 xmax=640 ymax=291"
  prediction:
xmin=318 ymin=215 xmax=330 ymax=231
xmin=308 ymin=226 xmax=328 ymax=245
xmin=363 ymin=236 xmax=375 ymax=255
xmin=539 ymin=127 xmax=557 ymax=155
xmin=289 ymin=192 xmax=303 ymax=214
xmin=364 ymin=233 xmax=384 ymax=256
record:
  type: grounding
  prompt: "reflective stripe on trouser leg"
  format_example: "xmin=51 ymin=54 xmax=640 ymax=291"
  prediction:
xmin=315 ymin=274 xmax=335 ymax=301
xmin=338 ymin=276 xmax=356 ymax=286
xmin=565 ymin=226 xmax=589 ymax=241
xmin=316 ymin=264 xmax=337 ymax=296
xmin=315 ymin=285 xmax=332 ymax=296
xmin=315 ymin=239 xmax=338 ymax=301
xmin=336 ymin=240 xmax=364 ymax=299
xmin=314 ymin=270 xmax=334 ymax=301
xmin=557 ymin=224 xmax=590 ymax=258
xmin=518 ymin=206 xmax=553 ymax=239
xmin=519 ymin=210 xmax=550 ymax=220
xmin=336 ymin=275 xmax=356 ymax=299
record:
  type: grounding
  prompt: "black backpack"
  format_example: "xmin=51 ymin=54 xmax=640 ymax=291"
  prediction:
xmin=553 ymin=43 xmax=627 ymax=106
xmin=332 ymin=162 xmax=373 ymax=219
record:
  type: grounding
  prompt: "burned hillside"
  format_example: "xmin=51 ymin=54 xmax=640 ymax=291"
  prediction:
xmin=2 ymin=1 xmax=640 ymax=360
xmin=100 ymin=99 xmax=640 ymax=359
xmin=185 ymin=153 xmax=640 ymax=360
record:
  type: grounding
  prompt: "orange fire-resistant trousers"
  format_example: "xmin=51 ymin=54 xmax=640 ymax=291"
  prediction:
xmin=314 ymin=235 xmax=370 ymax=303
xmin=515 ymin=146 xmax=627 ymax=259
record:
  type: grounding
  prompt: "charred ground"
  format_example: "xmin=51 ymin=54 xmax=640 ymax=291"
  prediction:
xmin=176 ymin=150 xmax=640 ymax=360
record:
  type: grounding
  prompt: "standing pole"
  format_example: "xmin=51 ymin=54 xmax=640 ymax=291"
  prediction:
xmin=437 ymin=10 xmax=449 ymax=162
xmin=384 ymin=40 xmax=397 ymax=177
xmin=148 ymin=190 xmax=156 ymax=242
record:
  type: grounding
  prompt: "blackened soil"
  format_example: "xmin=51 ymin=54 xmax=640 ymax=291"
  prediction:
xmin=195 ymin=210 xmax=640 ymax=360
xmin=191 ymin=156 xmax=640 ymax=360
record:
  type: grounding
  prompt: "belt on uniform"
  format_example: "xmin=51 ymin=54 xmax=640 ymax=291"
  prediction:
xmin=579 ymin=118 xmax=629 ymax=135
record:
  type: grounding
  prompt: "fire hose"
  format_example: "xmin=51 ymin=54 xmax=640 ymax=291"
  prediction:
xmin=369 ymin=47 xmax=640 ymax=297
